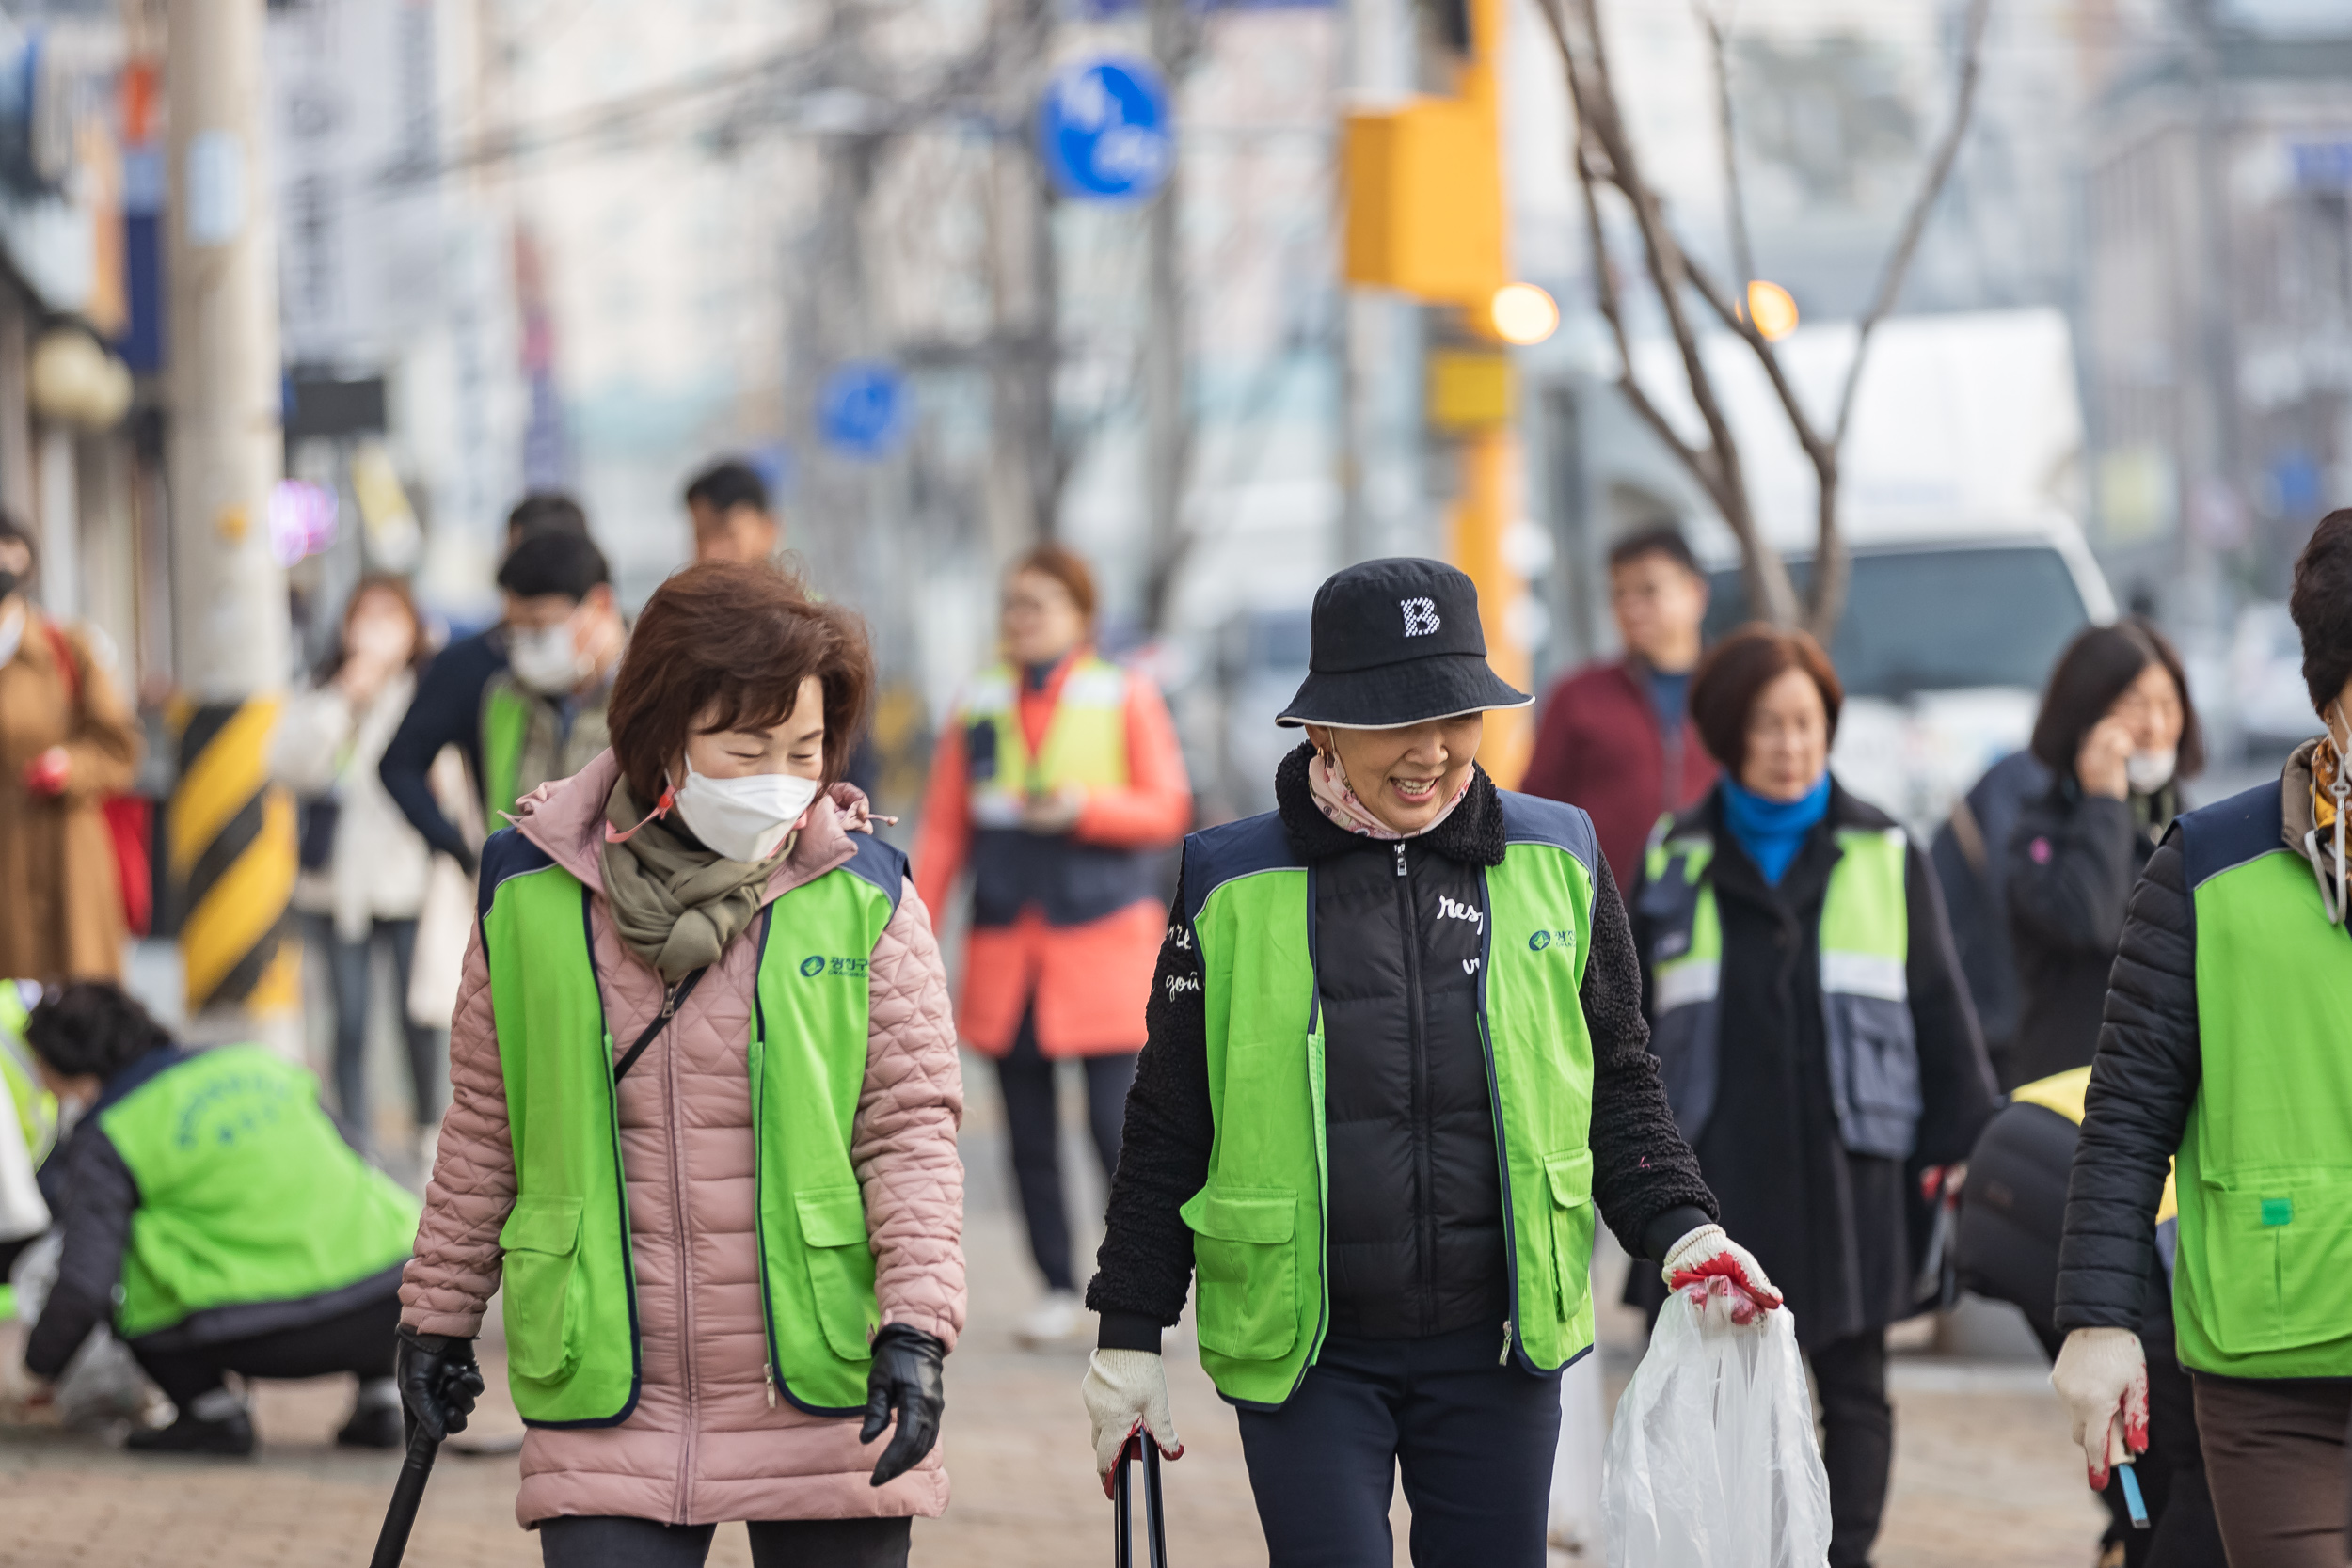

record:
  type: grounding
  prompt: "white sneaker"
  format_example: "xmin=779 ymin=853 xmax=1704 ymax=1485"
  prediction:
xmin=1014 ymin=1291 xmax=1087 ymax=1347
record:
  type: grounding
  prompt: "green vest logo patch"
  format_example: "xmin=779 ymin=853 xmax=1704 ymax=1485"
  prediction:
xmin=800 ymin=955 xmax=870 ymax=979
xmin=172 ymin=1069 xmax=293 ymax=1149
xmin=1527 ymin=927 xmax=1573 ymax=952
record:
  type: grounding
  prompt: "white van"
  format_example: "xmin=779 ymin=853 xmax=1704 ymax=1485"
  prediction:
xmin=1696 ymin=508 xmax=2118 ymax=832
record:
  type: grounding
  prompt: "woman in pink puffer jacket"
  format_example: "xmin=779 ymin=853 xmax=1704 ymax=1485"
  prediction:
xmin=396 ymin=563 xmax=964 ymax=1568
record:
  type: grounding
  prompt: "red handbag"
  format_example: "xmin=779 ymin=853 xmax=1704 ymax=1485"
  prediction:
xmin=40 ymin=619 xmax=153 ymax=937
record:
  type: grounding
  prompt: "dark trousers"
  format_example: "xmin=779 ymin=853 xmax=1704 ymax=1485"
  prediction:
xmin=995 ymin=1007 xmax=1136 ymax=1293
xmin=2191 ymin=1371 xmax=2352 ymax=1568
xmin=311 ymin=913 xmax=445 ymax=1154
xmin=128 ymin=1291 xmax=399 ymax=1408
xmin=538 ymin=1515 xmax=911 ymax=1568
xmin=1809 ymin=1330 xmax=1892 ymax=1568
xmin=1232 ymin=1323 xmax=1562 ymax=1568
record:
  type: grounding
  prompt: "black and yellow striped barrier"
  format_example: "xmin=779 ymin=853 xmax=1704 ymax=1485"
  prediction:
xmin=168 ymin=697 xmax=298 ymax=1016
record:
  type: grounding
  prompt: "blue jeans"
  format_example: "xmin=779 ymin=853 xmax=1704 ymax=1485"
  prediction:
xmin=310 ymin=914 xmax=444 ymax=1153
xmin=1234 ymin=1323 xmax=1565 ymax=1568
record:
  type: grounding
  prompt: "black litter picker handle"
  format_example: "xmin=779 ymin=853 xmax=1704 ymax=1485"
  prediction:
xmin=1112 ymin=1433 xmax=1169 ymax=1568
xmin=368 ymin=1421 xmax=440 ymax=1568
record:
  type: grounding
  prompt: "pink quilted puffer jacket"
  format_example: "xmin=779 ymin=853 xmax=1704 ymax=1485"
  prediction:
xmin=400 ymin=752 xmax=965 ymax=1529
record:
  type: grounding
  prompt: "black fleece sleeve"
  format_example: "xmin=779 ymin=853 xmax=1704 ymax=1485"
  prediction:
xmin=377 ymin=645 xmax=487 ymax=869
xmin=1907 ymin=840 xmax=2001 ymax=1166
xmin=2007 ymin=793 xmax=2139 ymax=960
xmin=2056 ymin=834 xmax=2199 ymax=1333
xmin=24 ymin=1123 xmax=137 ymax=1379
xmin=1584 ymin=851 xmax=1718 ymax=1260
xmin=1086 ymin=873 xmax=1211 ymax=1351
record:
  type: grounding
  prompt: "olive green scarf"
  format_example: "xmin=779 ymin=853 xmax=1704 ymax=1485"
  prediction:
xmin=598 ymin=779 xmax=794 ymax=982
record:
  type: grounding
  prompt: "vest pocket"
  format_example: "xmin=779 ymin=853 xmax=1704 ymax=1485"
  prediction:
xmin=796 ymin=1185 xmax=880 ymax=1363
xmin=1544 ymin=1151 xmax=1595 ymax=1323
xmin=1183 ymin=1186 xmax=1298 ymax=1362
xmin=500 ymin=1195 xmax=586 ymax=1383
xmin=1825 ymin=992 xmax=1921 ymax=1159
xmin=2197 ymin=1172 xmax=2352 ymax=1354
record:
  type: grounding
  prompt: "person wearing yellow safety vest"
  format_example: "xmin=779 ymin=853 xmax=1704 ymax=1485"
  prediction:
xmin=914 ymin=544 xmax=1190 ymax=1347
xmin=2054 ymin=511 xmax=2352 ymax=1568
xmin=1630 ymin=625 xmax=1998 ymax=1568
xmin=13 ymin=982 xmax=420 ymax=1455
xmin=1956 ymin=1069 xmax=2224 ymax=1567
xmin=397 ymin=563 xmax=964 ymax=1566
xmin=478 ymin=529 xmax=627 ymax=827
xmin=1080 ymin=561 xmax=1762 ymax=1567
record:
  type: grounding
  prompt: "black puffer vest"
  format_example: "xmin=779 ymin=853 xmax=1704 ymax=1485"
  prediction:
xmin=1276 ymin=745 xmax=1511 ymax=1341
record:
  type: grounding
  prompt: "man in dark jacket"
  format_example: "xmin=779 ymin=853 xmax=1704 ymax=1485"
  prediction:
xmin=2055 ymin=510 xmax=2352 ymax=1568
xmin=1521 ymin=525 xmax=1718 ymax=888
xmin=1081 ymin=560 xmax=1769 ymax=1568
xmin=376 ymin=492 xmax=590 ymax=871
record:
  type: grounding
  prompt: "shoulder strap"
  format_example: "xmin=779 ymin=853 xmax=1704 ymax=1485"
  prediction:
xmin=612 ymin=966 xmax=709 ymax=1084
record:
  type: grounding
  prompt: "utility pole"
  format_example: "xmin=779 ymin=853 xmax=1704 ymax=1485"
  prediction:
xmin=164 ymin=0 xmax=296 ymax=1046
xmin=985 ymin=0 xmax=1057 ymax=556
xmin=1139 ymin=0 xmax=1195 ymax=631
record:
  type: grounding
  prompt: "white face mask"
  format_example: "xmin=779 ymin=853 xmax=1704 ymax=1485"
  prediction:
xmin=671 ymin=755 xmax=820 ymax=863
xmin=2124 ymin=747 xmax=2176 ymax=796
xmin=508 ymin=619 xmax=583 ymax=695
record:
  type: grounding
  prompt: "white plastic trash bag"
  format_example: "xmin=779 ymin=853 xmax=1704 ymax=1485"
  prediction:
xmin=1602 ymin=1285 xmax=1833 ymax=1568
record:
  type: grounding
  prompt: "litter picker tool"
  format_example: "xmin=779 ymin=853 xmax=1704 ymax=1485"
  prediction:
xmin=1112 ymin=1432 xmax=1169 ymax=1568
xmin=368 ymin=1420 xmax=440 ymax=1567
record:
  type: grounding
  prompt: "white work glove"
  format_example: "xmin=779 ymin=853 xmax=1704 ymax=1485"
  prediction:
xmin=2050 ymin=1326 xmax=2147 ymax=1490
xmin=1081 ymin=1348 xmax=1183 ymax=1498
xmin=1661 ymin=1223 xmax=1784 ymax=1327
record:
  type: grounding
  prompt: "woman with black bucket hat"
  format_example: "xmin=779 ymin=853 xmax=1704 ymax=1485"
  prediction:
xmin=1079 ymin=559 xmax=1770 ymax=1566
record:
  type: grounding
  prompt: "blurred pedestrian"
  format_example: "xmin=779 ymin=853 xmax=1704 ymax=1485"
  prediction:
xmin=686 ymin=457 xmax=782 ymax=563
xmin=378 ymin=492 xmax=591 ymax=873
xmin=1083 ymin=560 xmax=1757 ymax=1568
xmin=1520 ymin=525 xmax=1718 ymax=889
xmin=478 ymin=530 xmax=627 ymax=821
xmin=2003 ymin=619 xmax=2201 ymax=1088
xmin=1957 ymin=1069 xmax=2224 ymax=1567
xmin=914 ymin=545 xmax=1189 ymax=1347
xmin=268 ymin=574 xmax=445 ymax=1160
xmin=16 ymin=981 xmax=421 ymax=1454
xmin=1929 ymin=749 xmax=2049 ymax=1084
xmin=0 ymin=515 xmax=141 ymax=984
xmin=1630 ymin=624 xmax=1998 ymax=1568
xmin=2054 ymin=511 xmax=2352 ymax=1568
xmin=398 ymin=562 xmax=962 ymax=1566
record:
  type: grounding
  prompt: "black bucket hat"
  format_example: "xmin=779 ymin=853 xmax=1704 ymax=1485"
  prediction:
xmin=1276 ymin=558 xmax=1533 ymax=729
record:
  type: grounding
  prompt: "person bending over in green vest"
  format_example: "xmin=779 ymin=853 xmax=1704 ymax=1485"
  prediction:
xmin=1081 ymin=560 xmax=1775 ymax=1568
xmin=2055 ymin=508 xmax=2352 ymax=1568
xmin=395 ymin=561 xmax=964 ymax=1568
xmin=480 ymin=529 xmax=628 ymax=825
xmin=15 ymin=981 xmax=422 ymax=1455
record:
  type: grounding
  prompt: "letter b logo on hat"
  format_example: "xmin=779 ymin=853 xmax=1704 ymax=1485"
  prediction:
xmin=1401 ymin=596 xmax=1441 ymax=638
xmin=1275 ymin=558 xmax=1534 ymax=730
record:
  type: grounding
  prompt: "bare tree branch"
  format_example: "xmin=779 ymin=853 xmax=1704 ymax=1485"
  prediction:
xmin=1695 ymin=0 xmax=1756 ymax=295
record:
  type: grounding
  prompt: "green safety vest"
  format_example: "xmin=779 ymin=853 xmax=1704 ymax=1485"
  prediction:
xmin=478 ymin=825 xmax=906 ymax=1426
xmin=1640 ymin=818 xmax=1918 ymax=1159
xmin=1179 ymin=792 xmax=1602 ymax=1407
xmin=960 ymin=657 xmax=1129 ymax=827
xmin=481 ymin=677 xmax=533 ymax=822
xmin=2169 ymin=784 xmax=2352 ymax=1378
xmin=97 ymin=1045 xmax=421 ymax=1340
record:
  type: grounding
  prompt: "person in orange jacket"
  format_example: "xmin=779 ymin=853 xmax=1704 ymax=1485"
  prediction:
xmin=915 ymin=545 xmax=1191 ymax=1345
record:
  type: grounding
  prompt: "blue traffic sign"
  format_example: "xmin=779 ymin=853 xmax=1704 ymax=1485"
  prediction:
xmin=1038 ymin=56 xmax=1172 ymax=203
xmin=818 ymin=361 xmax=908 ymax=460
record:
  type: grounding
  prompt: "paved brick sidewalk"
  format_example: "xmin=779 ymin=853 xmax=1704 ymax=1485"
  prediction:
xmin=0 ymin=1082 xmax=2106 ymax=1566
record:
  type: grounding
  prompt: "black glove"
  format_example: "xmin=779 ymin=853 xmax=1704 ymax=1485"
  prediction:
xmin=859 ymin=1323 xmax=946 ymax=1488
xmin=395 ymin=1326 xmax=485 ymax=1445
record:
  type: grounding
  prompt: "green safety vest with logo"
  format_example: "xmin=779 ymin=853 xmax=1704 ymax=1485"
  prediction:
xmin=481 ymin=677 xmax=534 ymax=822
xmin=1639 ymin=816 xmax=1919 ymax=1160
xmin=959 ymin=657 xmax=1129 ymax=827
xmin=2169 ymin=784 xmax=2352 ymax=1378
xmin=476 ymin=824 xmax=908 ymax=1426
xmin=96 ymin=1045 xmax=421 ymax=1340
xmin=1177 ymin=791 xmax=1603 ymax=1408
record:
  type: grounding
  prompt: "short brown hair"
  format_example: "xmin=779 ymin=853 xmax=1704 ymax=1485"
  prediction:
xmin=1009 ymin=543 xmax=1098 ymax=625
xmin=1689 ymin=623 xmax=1843 ymax=775
xmin=607 ymin=562 xmax=874 ymax=802
xmin=2293 ymin=509 xmax=2352 ymax=713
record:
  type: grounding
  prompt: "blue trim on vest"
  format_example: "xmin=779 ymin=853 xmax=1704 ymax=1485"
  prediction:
xmin=1496 ymin=790 xmax=1599 ymax=871
xmin=91 ymin=1045 xmax=192 ymax=1116
xmin=834 ymin=831 xmax=909 ymax=919
xmin=1181 ymin=810 xmax=1303 ymax=926
xmin=476 ymin=827 xmax=559 ymax=920
xmin=2180 ymin=778 xmax=2288 ymax=890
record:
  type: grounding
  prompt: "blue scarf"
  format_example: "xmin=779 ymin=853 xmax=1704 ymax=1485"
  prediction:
xmin=1720 ymin=773 xmax=1832 ymax=887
